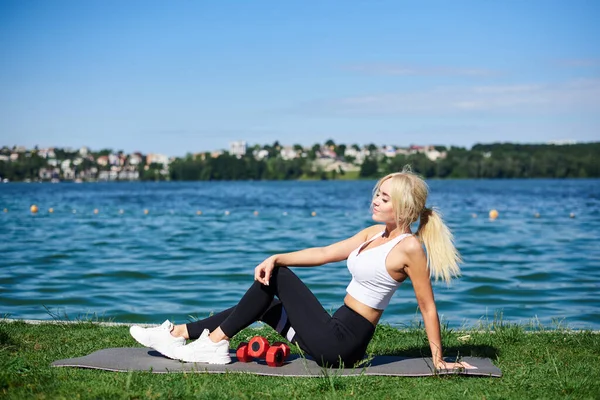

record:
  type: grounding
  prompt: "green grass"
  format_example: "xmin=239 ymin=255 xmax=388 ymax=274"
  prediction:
xmin=1 ymin=318 xmax=599 ymax=399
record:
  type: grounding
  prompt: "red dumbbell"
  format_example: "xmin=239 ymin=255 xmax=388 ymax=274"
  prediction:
xmin=248 ymin=336 xmax=270 ymax=358
xmin=265 ymin=346 xmax=285 ymax=367
xmin=236 ymin=342 xmax=252 ymax=363
xmin=245 ymin=336 xmax=291 ymax=367
xmin=271 ymin=341 xmax=291 ymax=358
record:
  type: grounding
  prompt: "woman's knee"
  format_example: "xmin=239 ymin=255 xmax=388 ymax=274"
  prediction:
xmin=271 ymin=266 xmax=297 ymax=281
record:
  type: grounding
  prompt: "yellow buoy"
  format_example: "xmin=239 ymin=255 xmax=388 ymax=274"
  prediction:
xmin=144 ymin=209 xmax=149 ymax=215
xmin=196 ymin=210 xmax=202 ymax=215
xmin=489 ymin=209 xmax=499 ymax=220
xmin=311 ymin=211 xmax=317 ymax=217
xmin=253 ymin=210 xmax=259 ymax=216
xmin=3 ymin=208 xmax=7 ymax=213
xmin=569 ymin=212 xmax=575 ymax=218
xmin=224 ymin=210 xmax=230 ymax=216
xmin=48 ymin=208 xmax=54 ymax=213
xmin=94 ymin=209 xmax=99 ymax=214
xmin=30 ymin=205 xmax=38 ymax=213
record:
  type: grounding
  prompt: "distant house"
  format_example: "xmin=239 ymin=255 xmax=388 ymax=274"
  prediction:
xmin=39 ymin=168 xmax=53 ymax=180
xmin=38 ymin=148 xmax=56 ymax=159
xmin=381 ymin=145 xmax=396 ymax=158
xmin=280 ymin=147 xmax=298 ymax=160
xmin=229 ymin=141 xmax=247 ymax=158
xmin=146 ymin=153 xmax=169 ymax=166
xmin=118 ymin=170 xmax=139 ymax=180
xmin=253 ymin=149 xmax=268 ymax=160
xmin=344 ymin=147 xmax=369 ymax=164
xmin=319 ymin=146 xmax=337 ymax=159
xmin=424 ymin=148 xmax=445 ymax=161
xmin=129 ymin=154 xmax=142 ymax=165
xmin=63 ymin=169 xmax=75 ymax=180
xmin=97 ymin=156 xmax=109 ymax=167
xmin=344 ymin=147 xmax=359 ymax=158
xmin=108 ymin=154 xmax=120 ymax=166
xmin=98 ymin=170 xmax=118 ymax=181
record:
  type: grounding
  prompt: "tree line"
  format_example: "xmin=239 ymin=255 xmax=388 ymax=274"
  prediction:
xmin=1 ymin=142 xmax=598 ymax=181
xmin=169 ymin=142 xmax=599 ymax=180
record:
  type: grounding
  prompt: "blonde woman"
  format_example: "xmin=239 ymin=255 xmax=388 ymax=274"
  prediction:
xmin=130 ymin=167 xmax=469 ymax=369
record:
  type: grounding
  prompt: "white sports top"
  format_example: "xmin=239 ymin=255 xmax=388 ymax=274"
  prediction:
xmin=346 ymin=231 xmax=412 ymax=310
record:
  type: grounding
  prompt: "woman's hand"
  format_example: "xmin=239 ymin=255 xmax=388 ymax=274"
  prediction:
xmin=435 ymin=359 xmax=475 ymax=371
xmin=255 ymin=255 xmax=278 ymax=286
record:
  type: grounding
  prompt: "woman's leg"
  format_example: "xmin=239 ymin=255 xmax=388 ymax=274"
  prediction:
xmin=184 ymin=299 xmax=290 ymax=340
xmin=217 ymin=267 xmax=331 ymax=340
xmin=171 ymin=267 xmax=373 ymax=366
xmin=214 ymin=267 xmax=372 ymax=366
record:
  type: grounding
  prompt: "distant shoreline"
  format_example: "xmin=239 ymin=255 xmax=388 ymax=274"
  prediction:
xmin=3 ymin=176 xmax=600 ymax=183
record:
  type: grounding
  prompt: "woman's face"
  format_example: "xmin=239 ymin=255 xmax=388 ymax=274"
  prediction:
xmin=372 ymin=178 xmax=395 ymax=223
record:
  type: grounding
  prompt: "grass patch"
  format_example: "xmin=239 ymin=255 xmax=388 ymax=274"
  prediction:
xmin=1 ymin=318 xmax=599 ymax=399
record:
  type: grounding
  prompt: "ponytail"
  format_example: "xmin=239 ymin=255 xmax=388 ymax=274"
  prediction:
xmin=377 ymin=167 xmax=462 ymax=283
xmin=417 ymin=207 xmax=461 ymax=284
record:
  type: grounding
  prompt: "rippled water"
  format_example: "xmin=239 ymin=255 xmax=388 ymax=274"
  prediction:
xmin=1 ymin=179 xmax=599 ymax=329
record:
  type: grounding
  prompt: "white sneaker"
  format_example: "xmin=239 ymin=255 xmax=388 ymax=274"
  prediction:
xmin=129 ymin=320 xmax=186 ymax=350
xmin=172 ymin=329 xmax=231 ymax=364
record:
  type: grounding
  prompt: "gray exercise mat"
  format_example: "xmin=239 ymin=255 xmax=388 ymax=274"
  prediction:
xmin=52 ymin=347 xmax=501 ymax=377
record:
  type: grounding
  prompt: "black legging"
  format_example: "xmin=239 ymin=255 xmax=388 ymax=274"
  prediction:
xmin=186 ymin=267 xmax=375 ymax=367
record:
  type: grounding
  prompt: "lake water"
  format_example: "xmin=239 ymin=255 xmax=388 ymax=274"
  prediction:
xmin=1 ymin=179 xmax=599 ymax=329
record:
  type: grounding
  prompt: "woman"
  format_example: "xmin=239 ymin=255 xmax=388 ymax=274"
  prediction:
xmin=130 ymin=168 xmax=466 ymax=369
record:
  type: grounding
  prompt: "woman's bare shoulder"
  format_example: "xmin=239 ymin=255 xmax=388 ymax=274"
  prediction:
xmin=388 ymin=235 xmax=425 ymax=272
xmin=363 ymin=224 xmax=385 ymax=237
xmin=402 ymin=235 xmax=427 ymax=264
xmin=404 ymin=234 xmax=424 ymax=252
xmin=390 ymin=234 xmax=424 ymax=258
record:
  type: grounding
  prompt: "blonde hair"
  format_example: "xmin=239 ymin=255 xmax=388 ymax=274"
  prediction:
xmin=372 ymin=166 xmax=461 ymax=283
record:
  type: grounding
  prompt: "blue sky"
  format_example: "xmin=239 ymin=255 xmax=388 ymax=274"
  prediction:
xmin=1 ymin=1 xmax=598 ymax=156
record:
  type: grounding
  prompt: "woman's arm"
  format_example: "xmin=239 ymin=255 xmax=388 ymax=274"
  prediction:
xmin=403 ymin=241 xmax=474 ymax=370
xmin=402 ymin=241 xmax=444 ymax=366
xmin=254 ymin=225 xmax=382 ymax=286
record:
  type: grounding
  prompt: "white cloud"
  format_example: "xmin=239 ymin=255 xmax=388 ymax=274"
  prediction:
xmin=472 ymin=85 xmax=543 ymax=94
xmin=299 ymin=78 xmax=600 ymax=116
xmin=344 ymin=64 xmax=497 ymax=77
xmin=558 ymin=59 xmax=600 ymax=68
